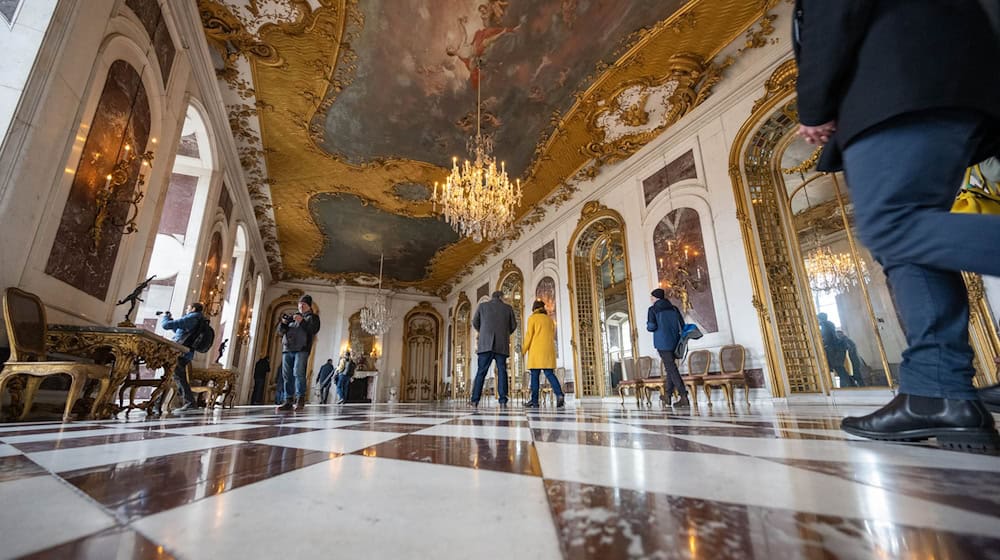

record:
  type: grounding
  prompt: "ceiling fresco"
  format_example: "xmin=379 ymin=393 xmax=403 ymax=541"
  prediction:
xmin=310 ymin=193 xmax=460 ymax=282
xmin=199 ymin=0 xmax=780 ymax=295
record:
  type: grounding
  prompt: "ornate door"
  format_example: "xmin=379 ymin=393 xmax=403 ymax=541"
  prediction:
xmin=402 ymin=305 xmax=441 ymax=402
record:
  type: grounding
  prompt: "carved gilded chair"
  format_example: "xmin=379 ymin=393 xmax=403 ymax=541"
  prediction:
xmin=0 ymin=288 xmax=112 ymax=421
xmin=680 ymin=349 xmax=711 ymax=407
xmin=704 ymin=344 xmax=750 ymax=407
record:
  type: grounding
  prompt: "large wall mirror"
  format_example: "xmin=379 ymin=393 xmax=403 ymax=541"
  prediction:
xmin=496 ymin=260 xmax=524 ymax=394
xmin=567 ymin=202 xmax=639 ymax=397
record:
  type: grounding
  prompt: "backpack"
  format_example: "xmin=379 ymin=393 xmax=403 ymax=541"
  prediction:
xmin=674 ymin=323 xmax=704 ymax=361
xmin=183 ymin=318 xmax=215 ymax=353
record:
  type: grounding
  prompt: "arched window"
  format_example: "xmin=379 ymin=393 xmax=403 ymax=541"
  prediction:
xmin=135 ymin=105 xmax=215 ymax=333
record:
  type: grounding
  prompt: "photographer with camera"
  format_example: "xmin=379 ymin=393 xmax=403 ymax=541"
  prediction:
xmin=159 ymin=303 xmax=206 ymax=413
xmin=276 ymin=294 xmax=321 ymax=412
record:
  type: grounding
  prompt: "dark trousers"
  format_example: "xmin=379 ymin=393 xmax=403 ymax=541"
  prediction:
xmin=528 ymin=368 xmax=563 ymax=404
xmin=251 ymin=374 xmax=266 ymax=404
xmin=320 ymin=381 xmax=332 ymax=404
xmin=471 ymin=351 xmax=509 ymax=404
xmin=336 ymin=374 xmax=352 ymax=402
xmin=657 ymin=350 xmax=687 ymax=398
xmin=172 ymin=354 xmax=196 ymax=405
xmin=842 ymin=109 xmax=999 ymax=400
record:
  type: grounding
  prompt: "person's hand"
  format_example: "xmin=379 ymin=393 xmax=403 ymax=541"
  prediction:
xmin=798 ymin=121 xmax=836 ymax=146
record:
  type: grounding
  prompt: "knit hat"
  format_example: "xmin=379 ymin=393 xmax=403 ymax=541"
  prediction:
xmin=299 ymin=294 xmax=313 ymax=306
xmin=651 ymin=288 xmax=666 ymax=299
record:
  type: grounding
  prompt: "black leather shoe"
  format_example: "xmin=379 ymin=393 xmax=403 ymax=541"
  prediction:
xmin=841 ymin=393 xmax=1000 ymax=453
xmin=978 ymin=383 xmax=1000 ymax=413
xmin=556 ymin=396 xmax=565 ymax=408
xmin=524 ymin=401 xmax=540 ymax=408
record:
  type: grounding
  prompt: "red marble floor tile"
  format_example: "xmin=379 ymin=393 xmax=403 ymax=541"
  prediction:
xmin=544 ymin=479 xmax=1000 ymax=560
xmin=12 ymin=430 xmax=180 ymax=453
xmin=202 ymin=426 xmax=323 ymax=441
xmin=0 ymin=454 xmax=48 ymax=482
xmin=336 ymin=422 xmax=436 ymax=433
xmin=19 ymin=528 xmax=175 ymax=559
xmin=60 ymin=443 xmax=330 ymax=511
xmin=0 ymin=424 xmax=121 ymax=439
xmin=107 ymin=448 xmax=333 ymax=522
xmin=355 ymin=434 xmax=542 ymax=476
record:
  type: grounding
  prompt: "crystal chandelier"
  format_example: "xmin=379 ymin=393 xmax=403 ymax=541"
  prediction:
xmin=432 ymin=62 xmax=522 ymax=243
xmin=804 ymin=245 xmax=869 ymax=294
xmin=360 ymin=253 xmax=393 ymax=336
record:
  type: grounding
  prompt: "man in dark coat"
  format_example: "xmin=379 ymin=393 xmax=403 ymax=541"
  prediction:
xmin=316 ymin=358 xmax=336 ymax=404
xmin=470 ymin=291 xmax=517 ymax=407
xmin=276 ymin=295 xmax=321 ymax=412
xmin=646 ymin=289 xmax=688 ymax=407
xmin=817 ymin=313 xmax=852 ymax=388
xmin=795 ymin=0 xmax=1000 ymax=449
xmin=251 ymin=355 xmax=270 ymax=405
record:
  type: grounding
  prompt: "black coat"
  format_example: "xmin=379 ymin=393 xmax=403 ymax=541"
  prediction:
xmin=646 ymin=299 xmax=683 ymax=352
xmin=795 ymin=0 xmax=1000 ymax=171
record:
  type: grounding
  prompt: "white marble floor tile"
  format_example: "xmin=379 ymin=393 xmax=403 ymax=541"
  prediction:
xmin=533 ymin=442 xmax=1000 ymax=537
xmin=376 ymin=416 xmax=456 ymax=425
xmin=0 ymin=427 xmax=132 ymax=443
xmin=0 ymin=443 xmax=19 ymax=457
xmin=27 ymin=436 xmax=240 ymax=473
xmin=254 ymin=429 xmax=406 ymax=454
xmin=0 ymin=476 xmax=116 ymax=557
xmin=277 ymin=419 xmax=366 ymax=429
xmin=671 ymin=435 xmax=1000 ymax=471
xmin=528 ymin=420 xmax=654 ymax=433
xmin=134 ymin=455 xmax=560 ymax=560
xmin=157 ymin=423 xmax=269 ymax=435
xmin=415 ymin=424 xmax=534 ymax=441
xmin=780 ymin=428 xmax=868 ymax=440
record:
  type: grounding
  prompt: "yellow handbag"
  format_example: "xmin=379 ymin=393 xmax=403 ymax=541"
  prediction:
xmin=952 ymin=164 xmax=1000 ymax=215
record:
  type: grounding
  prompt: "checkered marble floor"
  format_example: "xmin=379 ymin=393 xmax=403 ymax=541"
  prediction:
xmin=2 ymin=401 xmax=1000 ymax=559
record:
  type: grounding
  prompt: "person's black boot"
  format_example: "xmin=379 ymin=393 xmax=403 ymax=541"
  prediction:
xmin=556 ymin=396 xmax=565 ymax=408
xmin=841 ymin=393 xmax=1000 ymax=453
xmin=978 ymin=383 xmax=1000 ymax=413
xmin=275 ymin=399 xmax=294 ymax=413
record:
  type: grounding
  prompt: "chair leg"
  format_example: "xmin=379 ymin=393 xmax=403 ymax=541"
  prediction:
xmin=619 ymin=386 xmax=626 ymax=406
xmin=743 ymin=383 xmax=751 ymax=405
xmin=63 ymin=375 xmax=86 ymax=422
xmin=89 ymin=378 xmax=112 ymax=420
xmin=18 ymin=377 xmax=44 ymax=421
xmin=635 ymin=383 xmax=643 ymax=408
xmin=689 ymin=384 xmax=698 ymax=407
xmin=723 ymin=384 xmax=734 ymax=408
xmin=703 ymin=384 xmax=712 ymax=407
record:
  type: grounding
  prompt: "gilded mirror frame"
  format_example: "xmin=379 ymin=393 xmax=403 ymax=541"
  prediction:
xmin=451 ymin=292 xmax=471 ymax=399
xmin=729 ymin=59 xmax=1000 ymax=396
xmin=566 ymin=202 xmax=640 ymax=397
xmin=495 ymin=259 xmax=525 ymax=391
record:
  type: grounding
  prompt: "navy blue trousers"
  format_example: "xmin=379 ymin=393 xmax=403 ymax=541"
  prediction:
xmin=842 ymin=109 xmax=999 ymax=399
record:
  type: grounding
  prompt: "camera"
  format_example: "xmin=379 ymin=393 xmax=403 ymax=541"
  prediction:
xmin=155 ymin=311 xmax=170 ymax=317
xmin=280 ymin=313 xmax=293 ymax=323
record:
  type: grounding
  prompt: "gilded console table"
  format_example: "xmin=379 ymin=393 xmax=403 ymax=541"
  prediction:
xmin=47 ymin=325 xmax=185 ymax=418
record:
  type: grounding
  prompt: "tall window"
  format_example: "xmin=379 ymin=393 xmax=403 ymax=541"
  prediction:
xmin=135 ymin=106 xmax=214 ymax=335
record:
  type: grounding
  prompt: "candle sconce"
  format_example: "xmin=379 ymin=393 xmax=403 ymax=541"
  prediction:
xmin=92 ymin=144 xmax=154 ymax=248
xmin=657 ymin=238 xmax=706 ymax=313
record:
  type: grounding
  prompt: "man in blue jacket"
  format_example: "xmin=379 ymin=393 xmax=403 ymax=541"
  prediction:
xmin=160 ymin=302 xmax=205 ymax=413
xmin=647 ymin=289 xmax=688 ymax=407
xmin=795 ymin=0 xmax=1000 ymax=450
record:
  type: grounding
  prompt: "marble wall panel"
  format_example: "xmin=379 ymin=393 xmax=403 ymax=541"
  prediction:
xmin=642 ymin=149 xmax=697 ymax=206
xmin=653 ymin=207 xmax=718 ymax=333
xmin=124 ymin=0 xmax=174 ymax=86
xmin=44 ymin=60 xmax=150 ymax=300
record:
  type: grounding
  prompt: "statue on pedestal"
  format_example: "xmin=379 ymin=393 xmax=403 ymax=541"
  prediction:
xmin=116 ymin=275 xmax=155 ymax=327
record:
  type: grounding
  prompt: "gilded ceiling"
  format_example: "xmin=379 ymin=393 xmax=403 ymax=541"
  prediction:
xmin=199 ymin=0 xmax=780 ymax=296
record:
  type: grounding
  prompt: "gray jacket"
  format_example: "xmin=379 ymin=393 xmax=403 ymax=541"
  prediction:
xmin=472 ymin=291 xmax=517 ymax=355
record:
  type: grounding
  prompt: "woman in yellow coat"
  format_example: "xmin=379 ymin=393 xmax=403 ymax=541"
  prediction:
xmin=522 ymin=300 xmax=565 ymax=408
